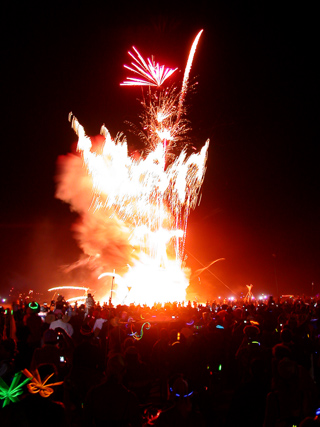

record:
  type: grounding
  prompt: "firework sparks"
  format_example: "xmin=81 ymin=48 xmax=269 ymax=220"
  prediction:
xmin=121 ymin=47 xmax=178 ymax=87
xmin=56 ymin=30 xmax=209 ymax=306
xmin=48 ymin=286 xmax=90 ymax=292
xmin=70 ymin=114 xmax=208 ymax=265
xmin=177 ymin=29 xmax=203 ymax=121
xmin=48 ymin=286 xmax=89 ymax=305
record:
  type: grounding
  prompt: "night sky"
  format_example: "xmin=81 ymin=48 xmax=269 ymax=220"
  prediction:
xmin=1 ymin=2 xmax=318 ymax=302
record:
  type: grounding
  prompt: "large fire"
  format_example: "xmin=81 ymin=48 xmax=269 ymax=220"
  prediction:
xmin=55 ymin=30 xmax=209 ymax=306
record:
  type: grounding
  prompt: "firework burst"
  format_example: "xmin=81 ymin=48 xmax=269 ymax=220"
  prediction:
xmin=121 ymin=46 xmax=178 ymax=87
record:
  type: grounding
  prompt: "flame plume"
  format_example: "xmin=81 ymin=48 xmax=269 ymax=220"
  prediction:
xmin=56 ymin=30 xmax=209 ymax=306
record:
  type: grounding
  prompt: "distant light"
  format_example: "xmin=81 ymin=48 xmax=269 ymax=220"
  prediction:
xmin=2 ymin=299 xmax=6 ymax=303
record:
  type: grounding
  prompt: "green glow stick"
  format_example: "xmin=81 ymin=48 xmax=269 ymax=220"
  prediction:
xmin=0 ymin=372 xmax=31 ymax=407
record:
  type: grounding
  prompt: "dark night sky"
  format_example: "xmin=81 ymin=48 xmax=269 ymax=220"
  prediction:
xmin=1 ymin=1 xmax=318 ymax=301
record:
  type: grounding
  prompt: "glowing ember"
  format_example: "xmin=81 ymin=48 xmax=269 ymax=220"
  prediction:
xmin=56 ymin=30 xmax=209 ymax=306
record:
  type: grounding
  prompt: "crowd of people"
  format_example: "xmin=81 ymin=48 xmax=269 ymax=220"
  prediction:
xmin=1 ymin=293 xmax=320 ymax=426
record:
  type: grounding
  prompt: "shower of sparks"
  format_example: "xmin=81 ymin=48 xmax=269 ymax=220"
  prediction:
xmin=70 ymin=114 xmax=209 ymax=269
xmin=57 ymin=30 xmax=208 ymax=306
xmin=121 ymin=46 xmax=178 ymax=87
xmin=138 ymin=86 xmax=191 ymax=156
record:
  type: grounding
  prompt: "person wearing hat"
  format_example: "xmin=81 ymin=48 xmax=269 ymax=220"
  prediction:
xmin=84 ymin=354 xmax=142 ymax=426
xmin=24 ymin=302 xmax=43 ymax=352
xmin=63 ymin=323 xmax=104 ymax=422
xmin=50 ymin=312 xmax=74 ymax=337
xmin=235 ymin=323 xmax=266 ymax=384
xmin=154 ymin=375 xmax=206 ymax=426
xmin=45 ymin=312 xmax=56 ymax=326
xmin=71 ymin=323 xmax=104 ymax=371
xmin=30 ymin=328 xmax=61 ymax=372
xmin=263 ymin=356 xmax=315 ymax=427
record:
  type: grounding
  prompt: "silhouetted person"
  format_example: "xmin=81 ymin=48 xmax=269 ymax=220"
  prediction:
xmin=84 ymin=353 xmax=142 ymax=426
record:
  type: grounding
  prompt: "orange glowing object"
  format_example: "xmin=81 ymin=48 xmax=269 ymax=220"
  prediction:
xmin=22 ymin=369 xmax=63 ymax=398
